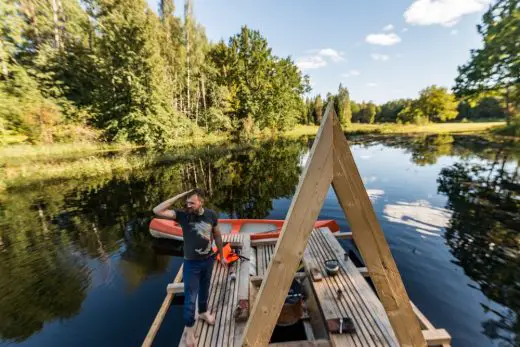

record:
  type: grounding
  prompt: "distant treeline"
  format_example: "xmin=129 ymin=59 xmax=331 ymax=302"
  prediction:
xmin=1 ymin=0 xmax=517 ymax=145
xmin=0 ymin=0 xmax=308 ymax=145
xmin=302 ymin=84 xmax=509 ymax=126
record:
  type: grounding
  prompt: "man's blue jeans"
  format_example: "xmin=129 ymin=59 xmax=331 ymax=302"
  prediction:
xmin=183 ymin=256 xmax=214 ymax=327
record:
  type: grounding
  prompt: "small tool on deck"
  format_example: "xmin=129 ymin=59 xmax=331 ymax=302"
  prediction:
xmin=327 ymin=317 xmax=356 ymax=334
xmin=310 ymin=267 xmax=323 ymax=281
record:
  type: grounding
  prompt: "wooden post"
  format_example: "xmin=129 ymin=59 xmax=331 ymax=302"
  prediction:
xmin=331 ymin=114 xmax=426 ymax=346
xmin=142 ymin=265 xmax=184 ymax=347
xmin=241 ymin=104 xmax=334 ymax=347
xmin=242 ymin=104 xmax=426 ymax=347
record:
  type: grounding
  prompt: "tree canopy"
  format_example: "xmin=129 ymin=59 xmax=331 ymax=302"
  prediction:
xmin=0 ymin=0 xmax=308 ymax=144
xmin=454 ymin=0 xmax=519 ymax=121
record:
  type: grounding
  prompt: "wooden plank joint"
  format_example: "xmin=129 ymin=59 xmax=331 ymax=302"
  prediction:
xmin=166 ymin=282 xmax=184 ymax=294
xmin=423 ymin=329 xmax=451 ymax=346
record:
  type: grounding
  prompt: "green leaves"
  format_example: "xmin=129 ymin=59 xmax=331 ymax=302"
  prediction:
xmin=208 ymin=26 xmax=307 ymax=137
xmin=454 ymin=0 xmax=519 ymax=121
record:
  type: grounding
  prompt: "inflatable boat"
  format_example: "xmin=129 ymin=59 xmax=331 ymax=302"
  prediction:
xmin=149 ymin=218 xmax=340 ymax=241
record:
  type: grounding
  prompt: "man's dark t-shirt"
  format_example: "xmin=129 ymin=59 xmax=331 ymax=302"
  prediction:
xmin=174 ymin=208 xmax=218 ymax=260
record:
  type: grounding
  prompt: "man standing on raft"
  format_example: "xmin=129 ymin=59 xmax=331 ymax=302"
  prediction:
xmin=153 ymin=188 xmax=226 ymax=347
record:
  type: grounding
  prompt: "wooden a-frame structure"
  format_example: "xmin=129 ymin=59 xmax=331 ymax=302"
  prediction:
xmin=241 ymin=104 xmax=427 ymax=347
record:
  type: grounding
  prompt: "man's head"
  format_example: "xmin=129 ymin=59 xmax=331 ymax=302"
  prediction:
xmin=186 ymin=188 xmax=205 ymax=213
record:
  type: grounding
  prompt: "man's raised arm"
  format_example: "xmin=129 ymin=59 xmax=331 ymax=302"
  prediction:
xmin=152 ymin=190 xmax=193 ymax=220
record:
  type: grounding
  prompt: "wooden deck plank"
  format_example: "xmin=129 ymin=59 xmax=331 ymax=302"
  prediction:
xmin=228 ymin=260 xmax=242 ymax=347
xmin=257 ymin=246 xmax=264 ymax=276
xmin=203 ymin=263 xmax=228 ymax=347
xmin=251 ymin=237 xmax=279 ymax=246
xmin=302 ymin=244 xmax=358 ymax=347
xmin=210 ymin=266 xmax=231 ymax=347
xmin=306 ymin=232 xmax=372 ymax=347
xmin=268 ymin=340 xmax=331 ymax=347
xmin=250 ymin=246 xmax=257 ymax=277
xmin=302 ymin=228 xmax=404 ymax=347
xmin=317 ymin=229 xmax=398 ymax=345
xmin=215 ymin=264 xmax=235 ymax=347
xmin=315 ymin=229 xmax=399 ymax=346
xmin=307 ymin=231 xmax=380 ymax=347
xmin=198 ymin=263 xmax=225 ymax=347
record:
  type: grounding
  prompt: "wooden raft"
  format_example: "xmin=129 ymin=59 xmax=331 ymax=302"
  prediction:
xmin=303 ymin=228 xmax=398 ymax=347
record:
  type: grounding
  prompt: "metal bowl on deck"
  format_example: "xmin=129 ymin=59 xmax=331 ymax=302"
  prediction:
xmin=324 ymin=259 xmax=339 ymax=276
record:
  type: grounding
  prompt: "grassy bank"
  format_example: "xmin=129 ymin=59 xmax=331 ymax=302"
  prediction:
xmin=0 ymin=133 xmax=226 ymax=165
xmin=0 ymin=139 xmax=242 ymax=191
xmin=0 ymin=121 xmax=509 ymax=191
xmin=284 ymin=121 xmax=506 ymax=137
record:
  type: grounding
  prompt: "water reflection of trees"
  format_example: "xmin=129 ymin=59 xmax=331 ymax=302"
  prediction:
xmin=0 ymin=138 xmax=305 ymax=342
xmin=350 ymin=133 xmax=520 ymax=166
xmin=437 ymin=150 xmax=520 ymax=346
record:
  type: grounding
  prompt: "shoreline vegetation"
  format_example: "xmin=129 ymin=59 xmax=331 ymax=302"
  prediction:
xmin=1 ymin=0 xmax=517 ymax=151
xmin=1 ymin=0 xmax=517 ymax=192
xmin=0 ymin=120 xmax=508 ymax=162
xmin=0 ymin=121 xmax=513 ymax=193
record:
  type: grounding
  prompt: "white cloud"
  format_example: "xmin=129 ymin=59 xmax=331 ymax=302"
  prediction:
xmin=370 ymin=53 xmax=390 ymax=62
xmin=365 ymin=32 xmax=402 ymax=46
xmin=317 ymin=48 xmax=345 ymax=62
xmin=366 ymin=82 xmax=379 ymax=87
xmin=296 ymin=56 xmax=327 ymax=70
xmin=402 ymin=27 xmax=409 ymax=32
xmin=383 ymin=24 xmax=395 ymax=32
xmin=404 ymin=0 xmax=492 ymax=27
xmin=450 ymin=29 xmax=459 ymax=35
xmin=297 ymin=48 xmax=345 ymax=70
xmin=342 ymin=69 xmax=361 ymax=78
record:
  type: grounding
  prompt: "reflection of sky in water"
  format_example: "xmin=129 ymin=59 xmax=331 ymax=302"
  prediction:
xmin=2 ymin=138 xmax=517 ymax=347
xmin=288 ymin=142 xmax=514 ymax=347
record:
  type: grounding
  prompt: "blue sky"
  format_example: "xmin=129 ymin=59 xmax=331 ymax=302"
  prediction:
xmin=149 ymin=0 xmax=491 ymax=104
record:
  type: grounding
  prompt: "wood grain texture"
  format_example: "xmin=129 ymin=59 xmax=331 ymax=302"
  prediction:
xmin=241 ymin=104 xmax=335 ymax=347
xmin=330 ymin=113 xmax=426 ymax=347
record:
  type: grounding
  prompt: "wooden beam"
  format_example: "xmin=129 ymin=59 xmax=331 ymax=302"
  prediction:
xmin=422 ymin=329 xmax=451 ymax=346
xmin=267 ymin=340 xmax=331 ymax=347
xmin=410 ymin=301 xmax=435 ymax=331
xmin=330 ymin=114 xmax=426 ymax=346
xmin=166 ymin=282 xmax=184 ymax=294
xmin=358 ymin=267 xmax=369 ymax=277
xmin=241 ymin=104 xmax=334 ymax=347
xmin=333 ymin=231 xmax=352 ymax=239
xmin=249 ymin=272 xmax=307 ymax=286
xmin=251 ymin=238 xmax=279 ymax=246
xmin=142 ymin=264 xmax=183 ymax=347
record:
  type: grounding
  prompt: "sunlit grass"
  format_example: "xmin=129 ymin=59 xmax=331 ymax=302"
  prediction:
xmin=285 ymin=121 xmax=505 ymax=137
xmin=0 ymin=134 xmax=227 ymax=166
xmin=1 ymin=155 xmax=150 ymax=190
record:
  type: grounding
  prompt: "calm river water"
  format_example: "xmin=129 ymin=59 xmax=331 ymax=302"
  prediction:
xmin=0 ymin=134 xmax=518 ymax=347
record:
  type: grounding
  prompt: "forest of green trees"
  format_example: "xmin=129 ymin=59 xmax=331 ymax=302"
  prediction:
xmin=0 ymin=0 xmax=309 ymax=145
xmin=302 ymin=84 xmax=509 ymax=127
xmin=1 ymin=0 xmax=518 ymax=145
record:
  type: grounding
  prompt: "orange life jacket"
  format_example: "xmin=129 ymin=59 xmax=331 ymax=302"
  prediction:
xmin=213 ymin=243 xmax=240 ymax=263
